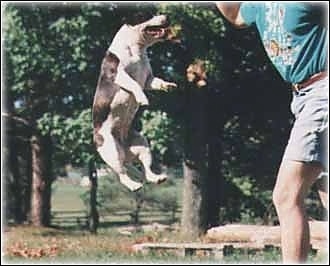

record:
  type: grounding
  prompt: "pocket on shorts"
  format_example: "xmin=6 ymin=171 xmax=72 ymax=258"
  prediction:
xmin=290 ymin=92 xmax=304 ymax=118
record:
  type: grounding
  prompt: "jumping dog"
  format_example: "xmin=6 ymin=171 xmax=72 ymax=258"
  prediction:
xmin=92 ymin=15 xmax=177 ymax=191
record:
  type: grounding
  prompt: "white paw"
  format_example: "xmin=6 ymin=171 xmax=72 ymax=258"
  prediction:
xmin=161 ymin=81 xmax=177 ymax=91
xmin=129 ymin=182 xmax=143 ymax=192
xmin=146 ymin=174 xmax=167 ymax=184
xmin=120 ymin=177 xmax=143 ymax=192
xmin=135 ymin=92 xmax=149 ymax=106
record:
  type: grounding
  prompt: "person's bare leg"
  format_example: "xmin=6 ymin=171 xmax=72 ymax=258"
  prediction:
xmin=273 ymin=160 xmax=323 ymax=263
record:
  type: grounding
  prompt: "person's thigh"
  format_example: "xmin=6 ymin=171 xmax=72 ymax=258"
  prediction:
xmin=283 ymin=78 xmax=328 ymax=168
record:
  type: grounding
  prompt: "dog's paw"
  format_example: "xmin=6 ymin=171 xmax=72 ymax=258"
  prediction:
xmin=156 ymin=175 xmax=167 ymax=184
xmin=131 ymin=183 xmax=143 ymax=192
xmin=146 ymin=174 xmax=167 ymax=184
xmin=160 ymin=81 xmax=177 ymax=91
xmin=135 ymin=92 xmax=149 ymax=106
xmin=126 ymin=181 xmax=143 ymax=192
xmin=120 ymin=176 xmax=143 ymax=191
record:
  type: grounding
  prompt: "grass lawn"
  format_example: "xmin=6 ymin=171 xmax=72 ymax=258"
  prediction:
xmin=50 ymin=178 xmax=181 ymax=227
xmin=3 ymin=225 xmax=283 ymax=264
xmin=51 ymin=179 xmax=88 ymax=212
xmin=3 ymin=179 xmax=327 ymax=264
xmin=3 ymin=224 xmax=326 ymax=264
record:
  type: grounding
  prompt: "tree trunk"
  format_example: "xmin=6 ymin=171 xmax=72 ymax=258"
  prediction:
xmin=181 ymin=81 xmax=226 ymax=238
xmin=89 ymin=161 xmax=99 ymax=234
xmin=181 ymin=85 xmax=208 ymax=238
xmin=181 ymin=161 xmax=208 ymax=238
xmin=205 ymin=127 xmax=223 ymax=227
xmin=23 ymin=148 xmax=33 ymax=222
xmin=30 ymin=133 xmax=53 ymax=226
xmin=205 ymin=94 xmax=225 ymax=227
xmin=5 ymin=94 xmax=24 ymax=223
xmin=8 ymin=127 xmax=24 ymax=224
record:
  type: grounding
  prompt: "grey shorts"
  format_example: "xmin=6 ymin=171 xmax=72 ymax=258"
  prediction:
xmin=282 ymin=77 xmax=328 ymax=170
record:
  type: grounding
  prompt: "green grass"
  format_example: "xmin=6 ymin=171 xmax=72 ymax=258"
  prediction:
xmin=4 ymin=224 xmax=326 ymax=264
xmin=51 ymin=180 xmax=88 ymax=212
xmin=3 ymin=225 xmax=282 ymax=264
xmin=4 ymin=178 xmax=325 ymax=264
xmin=51 ymin=177 xmax=182 ymax=227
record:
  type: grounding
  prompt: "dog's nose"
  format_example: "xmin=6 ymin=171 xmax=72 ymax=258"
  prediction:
xmin=157 ymin=15 xmax=169 ymax=24
xmin=160 ymin=15 xmax=167 ymax=21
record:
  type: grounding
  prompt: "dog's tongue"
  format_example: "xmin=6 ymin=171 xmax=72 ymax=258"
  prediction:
xmin=158 ymin=28 xmax=165 ymax=37
xmin=147 ymin=28 xmax=165 ymax=37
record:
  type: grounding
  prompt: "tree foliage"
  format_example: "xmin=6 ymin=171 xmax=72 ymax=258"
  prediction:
xmin=4 ymin=2 xmax=323 ymax=227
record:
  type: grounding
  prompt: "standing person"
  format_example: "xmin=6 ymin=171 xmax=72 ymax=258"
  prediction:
xmin=216 ymin=2 xmax=328 ymax=263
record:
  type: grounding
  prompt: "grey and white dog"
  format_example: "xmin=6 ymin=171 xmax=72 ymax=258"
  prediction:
xmin=92 ymin=15 xmax=177 ymax=191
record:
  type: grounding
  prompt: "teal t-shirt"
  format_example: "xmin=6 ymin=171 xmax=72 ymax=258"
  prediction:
xmin=240 ymin=2 xmax=327 ymax=84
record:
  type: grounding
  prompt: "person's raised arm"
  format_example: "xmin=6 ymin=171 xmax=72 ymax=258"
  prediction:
xmin=215 ymin=2 xmax=247 ymax=28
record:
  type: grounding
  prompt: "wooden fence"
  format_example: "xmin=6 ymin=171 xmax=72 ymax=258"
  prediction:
xmin=51 ymin=210 xmax=89 ymax=227
xmin=51 ymin=209 xmax=181 ymax=228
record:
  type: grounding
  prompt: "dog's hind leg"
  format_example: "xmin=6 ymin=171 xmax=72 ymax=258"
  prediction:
xmin=97 ymin=119 xmax=143 ymax=192
xmin=128 ymin=130 xmax=167 ymax=184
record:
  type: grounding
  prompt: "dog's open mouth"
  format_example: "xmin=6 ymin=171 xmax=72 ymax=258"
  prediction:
xmin=144 ymin=24 xmax=170 ymax=38
xmin=144 ymin=25 xmax=182 ymax=43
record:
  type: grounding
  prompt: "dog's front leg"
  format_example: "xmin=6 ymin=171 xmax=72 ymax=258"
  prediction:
xmin=146 ymin=76 xmax=177 ymax=91
xmin=128 ymin=44 xmax=143 ymax=64
xmin=115 ymin=67 xmax=149 ymax=106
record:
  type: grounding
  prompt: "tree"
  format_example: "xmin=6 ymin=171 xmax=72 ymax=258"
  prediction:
xmin=153 ymin=3 xmax=227 ymax=237
xmin=156 ymin=3 xmax=292 ymax=233
xmin=3 ymin=3 xmax=105 ymax=226
xmin=179 ymin=76 xmax=207 ymax=238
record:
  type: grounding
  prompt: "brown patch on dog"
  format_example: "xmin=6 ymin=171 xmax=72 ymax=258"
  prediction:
xmin=92 ymin=52 xmax=120 ymax=147
xmin=93 ymin=131 xmax=105 ymax=148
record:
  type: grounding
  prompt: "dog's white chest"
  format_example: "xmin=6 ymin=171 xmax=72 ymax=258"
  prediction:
xmin=108 ymin=25 xmax=151 ymax=88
